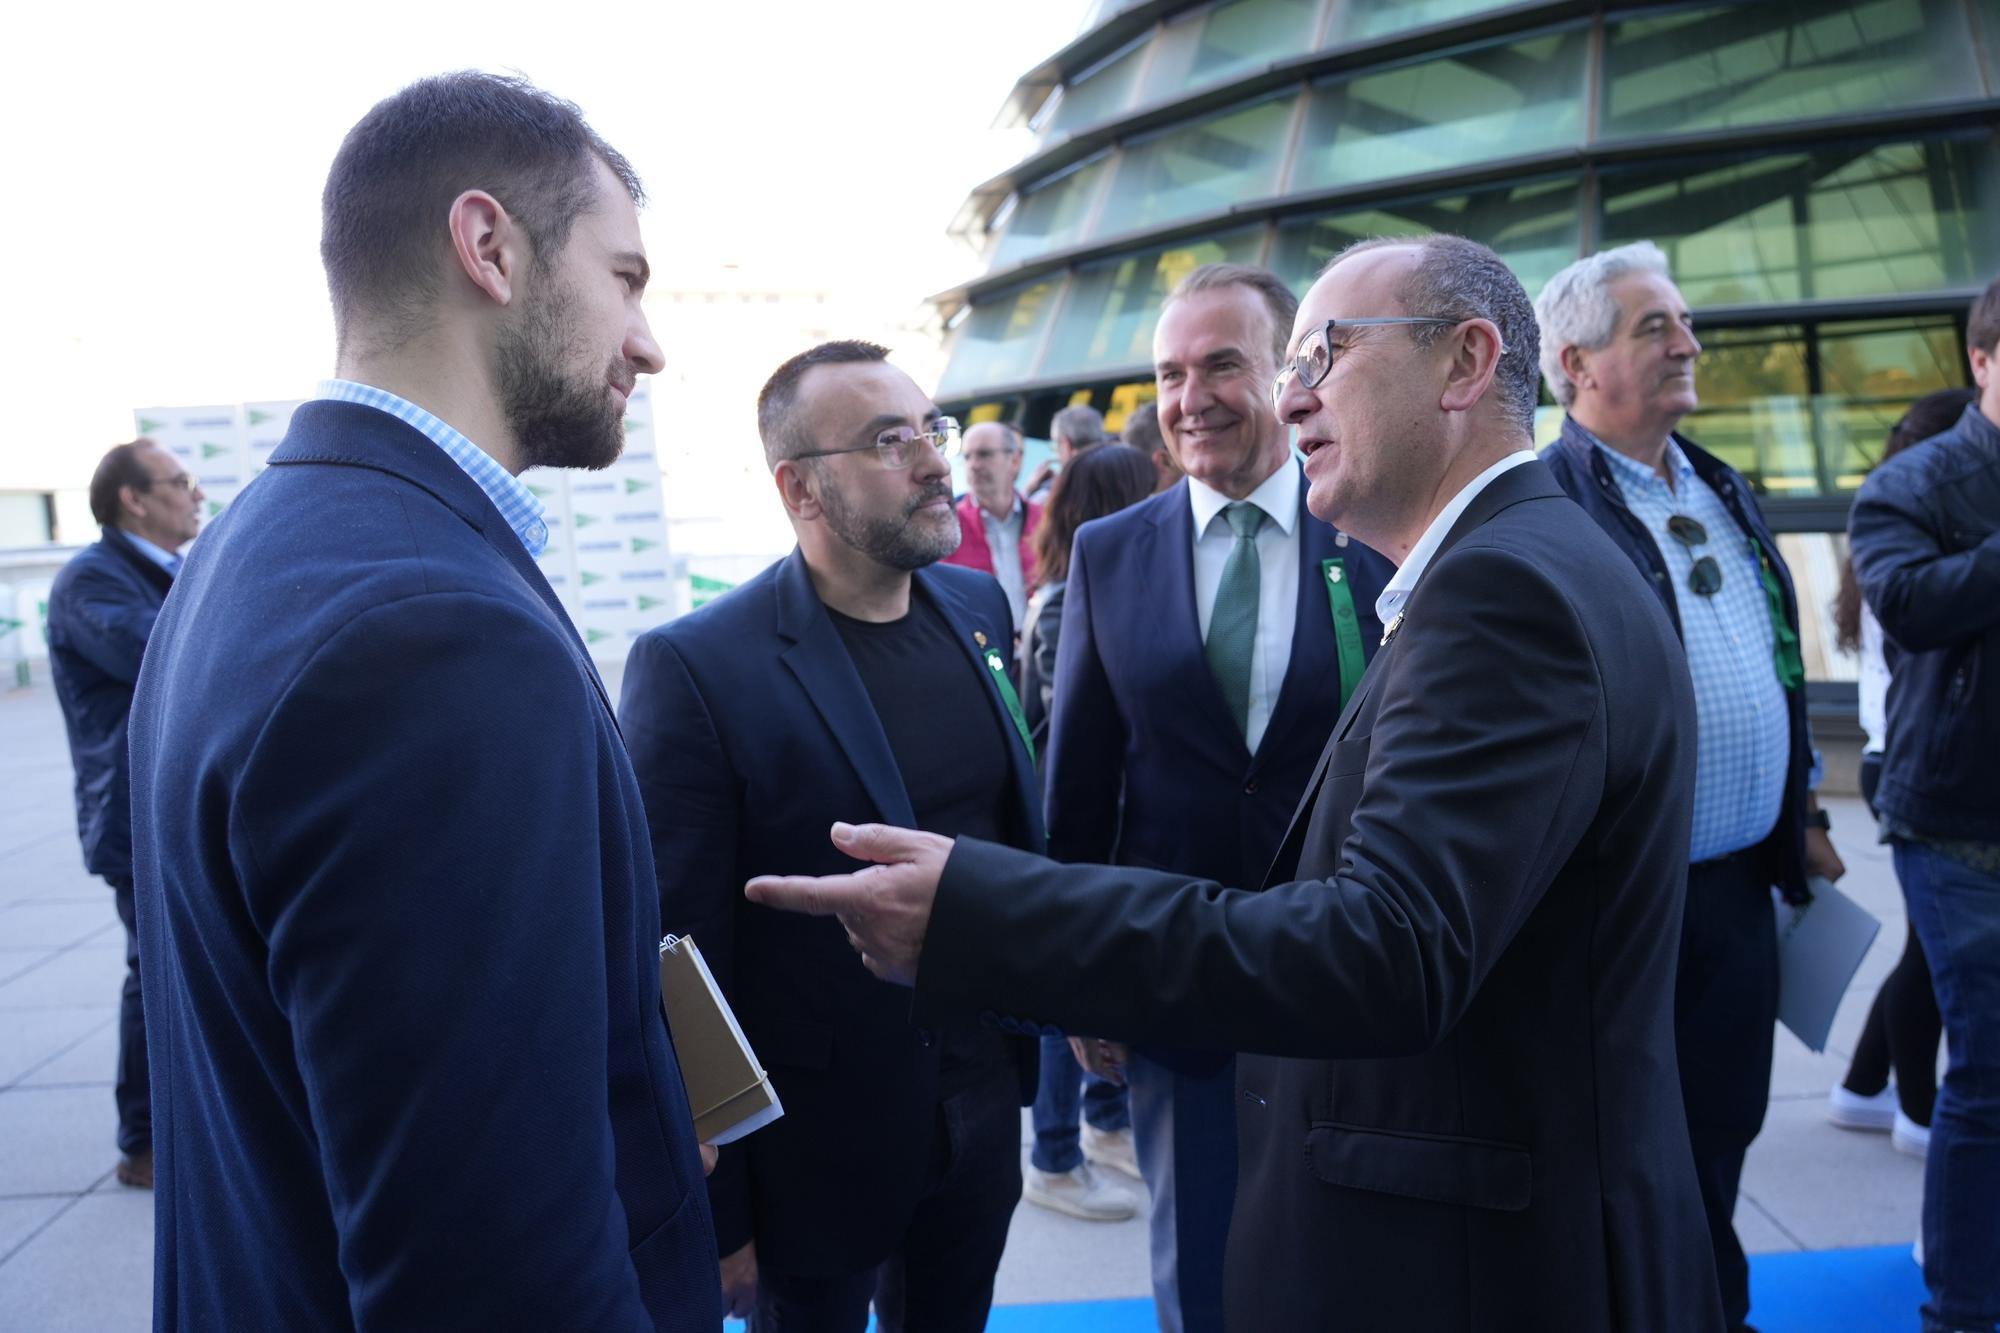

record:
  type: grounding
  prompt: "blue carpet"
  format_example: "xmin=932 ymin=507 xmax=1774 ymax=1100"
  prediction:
xmin=724 ymin=1244 xmax=1928 ymax=1331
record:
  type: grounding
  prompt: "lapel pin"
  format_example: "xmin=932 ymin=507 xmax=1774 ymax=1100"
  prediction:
xmin=974 ymin=631 xmax=988 ymax=648
xmin=1381 ymin=611 xmax=1405 ymax=646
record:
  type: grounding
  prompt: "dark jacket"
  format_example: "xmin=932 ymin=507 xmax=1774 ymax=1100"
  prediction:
xmin=1849 ymin=401 xmax=2000 ymax=842
xmin=914 ymin=461 xmax=1721 ymax=1331
xmin=620 ymin=552 xmax=1044 ymax=1275
xmin=129 ymin=401 xmax=718 ymax=1331
xmin=46 ymin=526 xmax=174 ymax=881
xmin=1542 ymin=416 xmax=1814 ymax=901
xmin=1018 ymin=578 xmax=1065 ymax=752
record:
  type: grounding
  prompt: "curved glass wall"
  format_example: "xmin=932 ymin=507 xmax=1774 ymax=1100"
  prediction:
xmin=1139 ymin=0 xmax=1320 ymax=103
xmin=1049 ymin=38 xmax=1148 ymax=135
xmin=1040 ymin=228 xmax=1265 ymax=374
xmin=1601 ymin=0 xmax=1990 ymax=140
xmin=989 ymin=157 xmax=1110 ymax=268
xmin=1093 ymin=94 xmax=1294 ymax=236
xmin=1289 ymin=27 xmax=1589 ymax=194
xmin=936 ymin=280 xmax=1063 ymax=398
xmin=1325 ymin=0 xmax=1522 ymax=44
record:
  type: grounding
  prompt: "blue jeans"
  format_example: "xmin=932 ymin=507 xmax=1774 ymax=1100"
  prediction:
xmin=1028 ymin=1032 xmax=1129 ymax=1173
xmin=1897 ymin=841 xmax=2000 ymax=1333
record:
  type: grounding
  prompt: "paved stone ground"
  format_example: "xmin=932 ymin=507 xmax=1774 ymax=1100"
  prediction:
xmin=0 ymin=682 xmax=1922 ymax=1328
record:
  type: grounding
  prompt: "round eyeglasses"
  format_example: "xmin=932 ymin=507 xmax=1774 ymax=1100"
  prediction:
xmin=1665 ymin=514 xmax=1723 ymax=597
xmin=1270 ymin=317 xmax=1459 ymax=411
xmin=794 ymin=417 xmax=963 ymax=470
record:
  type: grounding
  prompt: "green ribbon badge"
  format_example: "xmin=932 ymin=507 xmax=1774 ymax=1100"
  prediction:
xmin=980 ymin=635 xmax=1036 ymax=765
xmin=1321 ymin=558 xmax=1366 ymax=709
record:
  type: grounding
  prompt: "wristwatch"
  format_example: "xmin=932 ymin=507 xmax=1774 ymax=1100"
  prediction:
xmin=1805 ymin=808 xmax=1831 ymax=831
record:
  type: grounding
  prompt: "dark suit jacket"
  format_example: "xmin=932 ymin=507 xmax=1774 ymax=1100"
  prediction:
xmin=620 ymin=552 xmax=1044 ymax=1277
xmin=128 ymin=400 xmax=719 ymax=1332
xmin=46 ymin=526 xmax=174 ymax=881
xmin=914 ymin=462 xmax=1722 ymax=1331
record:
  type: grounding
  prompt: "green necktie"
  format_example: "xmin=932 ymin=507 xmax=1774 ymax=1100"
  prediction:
xmin=1205 ymin=501 xmax=1264 ymax=737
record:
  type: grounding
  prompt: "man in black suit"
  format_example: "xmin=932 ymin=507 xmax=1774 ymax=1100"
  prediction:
xmin=621 ymin=341 xmax=1042 ymax=1331
xmin=750 ymin=235 xmax=1723 ymax=1331
xmin=46 ymin=438 xmax=205 ymax=1189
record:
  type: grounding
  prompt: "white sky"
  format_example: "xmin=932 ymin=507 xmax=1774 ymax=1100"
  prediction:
xmin=0 ymin=0 xmax=1084 ymax=489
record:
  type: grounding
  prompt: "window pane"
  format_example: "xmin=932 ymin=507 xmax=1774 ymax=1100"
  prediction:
xmin=1778 ymin=533 xmax=1855 ymax=684
xmin=1812 ymin=317 xmax=1966 ymax=490
xmin=1141 ymin=0 xmax=1320 ymax=103
xmin=1093 ymin=96 xmax=1294 ymax=237
xmin=1681 ymin=325 xmax=1814 ymax=492
xmin=1602 ymin=0 xmax=1986 ymax=140
xmin=1041 ymin=229 xmax=1266 ymax=376
xmin=991 ymin=159 xmax=1109 ymax=268
xmin=1271 ymin=177 xmax=1583 ymax=297
xmin=937 ymin=280 xmax=1064 ymax=396
xmin=1599 ymin=135 xmax=2000 ymax=306
xmin=1050 ymin=39 xmax=1147 ymax=135
xmin=1327 ymin=0 xmax=1521 ymax=44
xmin=1291 ymin=28 xmax=1588 ymax=194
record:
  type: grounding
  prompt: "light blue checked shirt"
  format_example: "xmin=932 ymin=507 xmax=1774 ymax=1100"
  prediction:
xmin=316 ymin=380 xmax=549 ymax=557
xmin=1590 ymin=432 xmax=1791 ymax=862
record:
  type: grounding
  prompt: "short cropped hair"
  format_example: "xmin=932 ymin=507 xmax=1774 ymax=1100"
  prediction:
xmin=1325 ymin=234 xmax=1542 ymax=436
xmin=1122 ymin=401 xmax=1163 ymax=456
xmin=1970 ymin=272 xmax=2000 ymax=357
xmin=1164 ymin=263 xmax=1299 ymax=369
xmin=757 ymin=340 xmax=890 ymax=467
xmin=1050 ymin=404 xmax=1107 ymax=451
xmin=88 ymin=441 xmax=160 ymax=527
xmin=320 ymin=71 xmax=642 ymax=347
xmin=1533 ymin=242 xmax=1673 ymax=408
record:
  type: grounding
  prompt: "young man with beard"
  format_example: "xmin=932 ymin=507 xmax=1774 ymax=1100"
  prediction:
xmin=620 ymin=341 xmax=1044 ymax=1331
xmin=125 ymin=73 xmax=719 ymax=1331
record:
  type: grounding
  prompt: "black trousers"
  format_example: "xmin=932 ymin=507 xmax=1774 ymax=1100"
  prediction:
xmin=750 ymin=1064 xmax=1022 ymax=1333
xmin=107 ymin=875 xmax=151 ymax=1155
xmin=1675 ymin=851 xmax=1779 ymax=1333
xmin=1844 ymin=754 xmax=1943 ymax=1125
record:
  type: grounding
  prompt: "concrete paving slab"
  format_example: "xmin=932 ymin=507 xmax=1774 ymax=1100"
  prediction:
xmin=0 ymin=1197 xmax=70 ymax=1264
xmin=0 ymin=902 xmax=119 ymax=952
xmin=0 ymin=945 xmax=127 ymax=1011
xmin=0 ymin=1009 xmax=113 ymax=1088
xmin=0 ymin=834 xmax=86 ymax=908
xmin=17 ymin=1019 xmax=118 ymax=1091
xmin=0 ymin=1191 xmax=152 ymax=1331
xmin=1739 ymin=1097 xmax=1924 ymax=1252
xmin=0 ymin=1088 xmax=118 ymax=1197
xmin=993 ymin=1148 xmax=1153 ymax=1307
xmin=1735 ymin=1192 xmax=1803 ymax=1255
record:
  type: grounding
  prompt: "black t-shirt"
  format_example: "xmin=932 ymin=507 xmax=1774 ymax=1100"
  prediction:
xmin=830 ymin=591 xmax=1017 ymax=1081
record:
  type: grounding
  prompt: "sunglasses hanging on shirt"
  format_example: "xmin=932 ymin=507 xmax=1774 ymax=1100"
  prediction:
xmin=1664 ymin=515 xmax=1723 ymax=597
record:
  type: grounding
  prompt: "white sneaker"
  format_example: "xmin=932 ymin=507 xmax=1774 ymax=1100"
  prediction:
xmin=1826 ymin=1084 xmax=1897 ymax=1132
xmin=1892 ymin=1109 xmax=1931 ymax=1159
xmin=1081 ymin=1124 xmax=1141 ymax=1181
xmin=1023 ymin=1162 xmax=1137 ymax=1222
xmin=1913 ymin=1230 xmax=1924 ymax=1268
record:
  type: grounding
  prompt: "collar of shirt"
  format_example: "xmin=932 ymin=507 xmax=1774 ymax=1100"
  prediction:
xmin=1375 ymin=450 xmax=1537 ymax=624
xmin=1578 ymin=422 xmax=1695 ymax=500
xmin=979 ymin=493 xmax=1025 ymax=528
xmin=1187 ymin=456 xmax=1300 ymax=542
xmin=315 ymin=379 xmax=549 ymax=557
xmin=122 ymin=530 xmax=182 ymax=573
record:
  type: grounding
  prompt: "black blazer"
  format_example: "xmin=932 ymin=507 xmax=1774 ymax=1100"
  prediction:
xmin=620 ymin=552 xmax=1044 ymax=1277
xmin=913 ymin=462 xmax=1723 ymax=1331
xmin=129 ymin=401 xmax=719 ymax=1330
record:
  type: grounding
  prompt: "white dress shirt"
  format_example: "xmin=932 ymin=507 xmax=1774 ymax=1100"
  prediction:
xmin=1189 ymin=460 xmax=1301 ymax=754
xmin=979 ymin=498 xmax=1028 ymax=628
xmin=1374 ymin=450 xmax=1538 ymax=628
xmin=1858 ymin=604 xmax=1889 ymax=756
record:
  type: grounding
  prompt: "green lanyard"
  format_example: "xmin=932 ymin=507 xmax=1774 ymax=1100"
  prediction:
xmin=1320 ymin=559 xmax=1366 ymax=710
xmin=1748 ymin=538 xmax=1805 ymax=692
xmin=980 ymin=638 xmax=1037 ymax=765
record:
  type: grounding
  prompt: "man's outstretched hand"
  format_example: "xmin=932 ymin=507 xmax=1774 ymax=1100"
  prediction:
xmin=745 ymin=822 xmax=953 ymax=986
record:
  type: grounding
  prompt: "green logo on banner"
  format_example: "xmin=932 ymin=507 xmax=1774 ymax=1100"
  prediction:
xmin=637 ymin=595 xmax=666 ymax=611
xmin=527 ymin=484 xmax=554 ymax=498
xmin=200 ymin=442 xmax=228 ymax=459
xmin=631 ymin=537 xmax=659 ymax=554
xmin=580 ymin=570 xmax=605 ymax=587
xmin=205 ymin=501 xmax=223 ymax=517
xmin=624 ymin=417 xmax=644 ymax=434
xmin=586 ymin=628 xmax=612 ymax=644
xmin=138 ymin=417 xmax=164 ymax=433
xmin=623 ymin=477 xmax=652 ymax=495
xmin=689 ymin=574 xmax=735 ymax=594
xmin=247 ymin=409 xmax=274 ymax=426
xmin=0 ymin=617 xmax=21 ymax=636
xmin=574 ymin=512 xmax=599 ymax=528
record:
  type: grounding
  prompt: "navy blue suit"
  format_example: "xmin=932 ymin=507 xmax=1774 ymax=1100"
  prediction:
xmin=620 ymin=551 xmax=1043 ymax=1289
xmin=47 ymin=524 xmax=176 ymax=1155
xmin=128 ymin=400 xmax=718 ymax=1331
xmin=1045 ymin=467 xmax=1390 ymax=1331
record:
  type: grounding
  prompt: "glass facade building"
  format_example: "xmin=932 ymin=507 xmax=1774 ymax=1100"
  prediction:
xmin=934 ymin=0 xmax=2000 ymax=704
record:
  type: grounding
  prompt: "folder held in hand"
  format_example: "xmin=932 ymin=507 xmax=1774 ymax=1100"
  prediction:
xmin=658 ymin=934 xmax=783 ymax=1145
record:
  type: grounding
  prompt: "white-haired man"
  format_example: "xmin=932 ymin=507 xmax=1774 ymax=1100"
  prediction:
xmin=1534 ymin=241 xmax=1846 ymax=1333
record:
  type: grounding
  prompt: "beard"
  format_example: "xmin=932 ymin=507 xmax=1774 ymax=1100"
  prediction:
xmin=497 ymin=270 xmax=629 ymax=472
xmin=817 ymin=473 xmax=961 ymax=572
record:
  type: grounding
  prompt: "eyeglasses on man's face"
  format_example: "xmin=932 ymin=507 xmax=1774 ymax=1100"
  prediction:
xmin=795 ymin=417 xmax=962 ymax=470
xmin=1270 ymin=317 xmax=1461 ymax=412
xmin=141 ymin=470 xmax=198 ymax=495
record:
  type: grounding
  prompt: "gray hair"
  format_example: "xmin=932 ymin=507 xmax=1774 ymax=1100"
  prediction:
xmin=1165 ymin=262 xmax=1300 ymax=369
xmin=1051 ymin=404 xmax=1107 ymax=451
xmin=1533 ymin=241 xmax=1672 ymax=407
xmin=1322 ymin=234 xmax=1542 ymax=436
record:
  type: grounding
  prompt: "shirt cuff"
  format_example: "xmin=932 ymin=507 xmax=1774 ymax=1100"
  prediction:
xmin=1807 ymin=747 xmax=1824 ymax=793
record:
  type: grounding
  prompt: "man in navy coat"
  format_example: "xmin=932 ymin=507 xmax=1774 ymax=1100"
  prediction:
xmin=46 ymin=438 xmax=205 ymax=1188
xmin=1047 ymin=262 xmax=1391 ymax=1333
xmin=126 ymin=73 xmax=719 ymax=1330
xmin=621 ymin=341 xmax=1043 ymax=1330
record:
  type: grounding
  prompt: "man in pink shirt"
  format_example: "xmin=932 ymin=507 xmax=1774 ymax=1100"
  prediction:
xmin=943 ymin=420 xmax=1042 ymax=630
